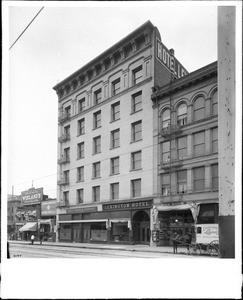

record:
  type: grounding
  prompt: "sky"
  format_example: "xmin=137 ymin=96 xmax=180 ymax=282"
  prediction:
xmin=5 ymin=2 xmax=218 ymax=198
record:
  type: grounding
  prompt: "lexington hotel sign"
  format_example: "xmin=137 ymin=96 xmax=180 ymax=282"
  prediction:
xmin=157 ymin=39 xmax=188 ymax=78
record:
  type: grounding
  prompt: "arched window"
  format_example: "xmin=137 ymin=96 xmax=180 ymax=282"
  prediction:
xmin=161 ymin=109 xmax=170 ymax=129
xmin=212 ymin=90 xmax=218 ymax=115
xmin=177 ymin=103 xmax=187 ymax=125
xmin=194 ymin=96 xmax=205 ymax=121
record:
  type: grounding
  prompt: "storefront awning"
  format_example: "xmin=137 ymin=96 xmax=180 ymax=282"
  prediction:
xmin=19 ymin=222 xmax=37 ymax=232
xmin=157 ymin=204 xmax=192 ymax=211
xmin=58 ymin=219 xmax=108 ymax=224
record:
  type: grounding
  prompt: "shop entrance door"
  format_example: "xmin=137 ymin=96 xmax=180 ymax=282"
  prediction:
xmin=73 ymin=227 xmax=81 ymax=243
xmin=132 ymin=211 xmax=150 ymax=245
xmin=82 ymin=224 xmax=90 ymax=243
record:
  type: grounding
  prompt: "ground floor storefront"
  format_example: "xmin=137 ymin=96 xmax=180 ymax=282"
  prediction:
xmin=152 ymin=202 xmax=219 ymax=246
xmin=57 ymin=199 xmax=153 ymax=245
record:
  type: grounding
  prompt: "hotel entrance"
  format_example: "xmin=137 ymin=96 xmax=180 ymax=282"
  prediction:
xmin=132 ymin=210 xmax=150 ymax=244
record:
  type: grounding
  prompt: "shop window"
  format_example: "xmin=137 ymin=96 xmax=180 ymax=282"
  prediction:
xmin=132 ymin=66 xmax=143 ymax=85
xmin=77 ymin=142 xmax=84 ymax=159
xmin=162 ymin=141 xmax=170 ymax=163
xmin=132 ymin=91 xmax=142 ymax=113
xmin=131 ymin=151 xmax=142 ymax=170
xmin=212 ymin=90 xmax=218 ymax=116
xmin=161 ymin=109 xmax=170 ymax=129
xmin=111 ymin=102 xmax=120 ymax=122
xmin=197 ymin=203 xmax=218 ymax=224
xmin=111 ymin=183 xmax=119 ymax=200
xmin=111 ymin=157 xmax=119 ymax=175
xmin=111 ymin=129 xmax=120 ymax=149
xmin=93 ymin=162 xmax=101 ymax=179
xmin=177 ymin=136 xmax=187 ymax=159
xmin=194 ymin=96 xmax=205 ymax=121
xmin=111 ymin=222 xmax=129 ymax=242
xmin=177 ymin=170 xmax=187 ymax=193
xmin=77 ymin=118 xmax=85 ymax=135
xmin=131 ymin=120 xmax=142 ymax=142
xmin=93 ymin=136 xmax=101 ymax=154
xmin=177 ymin=103 xmax=187 ymax=126
xmin=193 ymin=131 xmax=205 ymax=156
xmin=212 ymin=164 xmax=219 ymax=190
xmin=112 ymin=78 xmax=121 ymax=96
xmin=77 ymin=166 xmax=84 ymax=182
xmin=131 ymin=179 xmax=141 ymax=198
xmin=161 ymin=173 xmax=170 ymax=195
xmin=193 ymin=167 xmax=205 ymax=191
xmin=78 ymin=98 xmax=85 ymax=112
xmin=212 ymin=127 xmax=218 ymax=154
xmin=93 ymin=110 xmax=101 ymax=129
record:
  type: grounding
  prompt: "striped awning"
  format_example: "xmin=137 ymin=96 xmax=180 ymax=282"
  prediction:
xmin=19 ymin=222 xmax=37 ymax=232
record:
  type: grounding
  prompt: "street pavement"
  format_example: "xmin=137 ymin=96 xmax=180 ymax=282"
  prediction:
xmin=8 ymin=240 xmax=218 ymax=258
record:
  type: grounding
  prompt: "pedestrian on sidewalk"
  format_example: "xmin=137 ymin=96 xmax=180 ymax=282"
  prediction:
xmin=31 ymin=234 xmax=35 ymax=245
xmin=172 ymin=231 xmax=179 ymax=254
xmin=186 ymin=232 xmax=192 ymax=252
xmin=40 ymin=234 xmax=43 ymax=245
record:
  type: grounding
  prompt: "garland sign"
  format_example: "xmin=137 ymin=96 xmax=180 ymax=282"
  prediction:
xmin=157 ymin=39 xmax=188 ymax=79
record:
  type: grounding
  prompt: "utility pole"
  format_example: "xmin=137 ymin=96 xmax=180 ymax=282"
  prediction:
xmin=218 ymin=7 xmax=235 ymax=258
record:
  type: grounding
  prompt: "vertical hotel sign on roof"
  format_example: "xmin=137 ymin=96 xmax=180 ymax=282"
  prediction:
xmin=21 ymin=188 xmax=43 ymax=206
xmin=156 ymin=39 xmax=188 ymax=79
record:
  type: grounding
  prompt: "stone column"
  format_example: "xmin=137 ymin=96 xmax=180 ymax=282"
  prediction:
xmin=205 ymin=164 xmax=212 ymax=191
xmin=205 ymin=129 xmax=211 ymax=155
xmin=187 ymin=134 xmax=193 ymax=158
xmin=205 ymin=97 xmax=211 ymax=118
xmin=187 ymin=104 xmax=193 ymax=123
xmin=187 ymin=167 xmax=193 ymax=193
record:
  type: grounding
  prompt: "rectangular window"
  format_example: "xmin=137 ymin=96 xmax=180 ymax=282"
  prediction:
xmin=132 ymin=91 xmax=142 ymax=113
xmin=93 ymin=136 xmax=101 ymax=154
xmin=111 ymin=129 xmax=120 ymax=149
xmin=133 ymin=66 xmax=143 ymax=85
xmin=212 ymin=164 xmax=219 ymax=190
xmin=63 ymin=170 xmax=69 ymax=183
xmin=162 ymin=141 xmax=170 ymax=163
xmin=77 ymin=189 xmax=84 ymax=204
xmin=78 ymin=98 xmax=85 ymax=112
xmin=77 ymin=166 xmax=84 ymax=182
xmin=93 ymin=162 xmax=101 ymax=178
xmin=77 ymin=142 xmax=84 ymax=159
xmin=131 ymin=151 xmax=142 ymax=170
xmin=161 ymin=173 xmax=170 ymax=195
xmin=93 ymin=186 xmax=100 ymax=202
xmin=111 ymin=102 xmax=120 ymax=122
xmin=131 ymin=179 xmax=141 ymax=198
xmin=94 ymin=89 xmax=102 ymax=105
xmin=64 ymin=106 xmax=71 ymax=116
xmin=111 ymin=157 xmax=119 ymax=175
xmin=63 ymin=191 xmax=69 ymax=202
xmin=111 ymin=183 xmax=119 ymax=200
xmin=64 ymin=147 xmax=70 ymax=160
xmin=64 ymin=125 xmax=70 ymax=135
xmin=193 ymin=167 xmax=205 ymax=191
xmin=93 ymin=111 xmax=101 ymax=129
xmin=77 ymin=118 xmax=85 ymax=135
xmin=131 ymin=120 xmax=142 ymax=142
xmin=177 ymin=136 xmax=187 ymax=159
xmin=212 ymin=127 xmax=218 ymax=154
xmin=193 ymin=131 xmax=205 ymax=156
xmin=177 ymin=170 xmax=187 ymax=193
xmin=112 ymin=78 xmax=121 ymax=96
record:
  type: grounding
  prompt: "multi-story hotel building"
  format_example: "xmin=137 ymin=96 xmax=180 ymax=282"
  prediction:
xmin=151 ymin=61 xmax=218 ymax=246
xmin=53 ymin=21 xmax=188 ymax=245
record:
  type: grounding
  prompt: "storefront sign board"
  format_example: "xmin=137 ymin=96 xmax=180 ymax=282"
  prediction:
xmin=103 ymin=200 xmax=153 ymax=211
xmin=21 ymin=188 xmax=43 ymax=206
xmin=66 ymin=206 xmax=97 ymax=214
xmin=41 ymin=200 xmax=57 ymax=216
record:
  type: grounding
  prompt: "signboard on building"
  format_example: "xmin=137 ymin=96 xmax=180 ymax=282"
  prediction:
xmin=21 ymin=188 xmax=43 ymax=206
xmin=103 ymin=200 xmax=153 ymax=211
xmin=66 ymin=206 xmax=97 ymax=214
xmin=15 ymin=207 xmax=38 ymax=222
xmin=196 ymin=224 xmax=219 ymax=244
xmin=156 ymin=39 xmax=188 ymax=79
xmin=41 ymin=200 xmax=57 ymax=216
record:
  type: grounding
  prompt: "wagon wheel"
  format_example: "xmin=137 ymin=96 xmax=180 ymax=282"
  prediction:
xmin=189 ymin=243 xmax=201 ymax=255
xmin=208 ymin=240 xmax=219 ymax=256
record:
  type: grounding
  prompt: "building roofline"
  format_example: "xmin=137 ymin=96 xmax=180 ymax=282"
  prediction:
xmin=53 ymin=20 xmax=155 ymax=91
xmin=151 ymin=61 xmax=217 ymax=100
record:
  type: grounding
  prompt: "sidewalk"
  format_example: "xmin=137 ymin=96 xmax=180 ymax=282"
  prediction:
xmin=8 ymin=240 xmax=193 ymax=255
